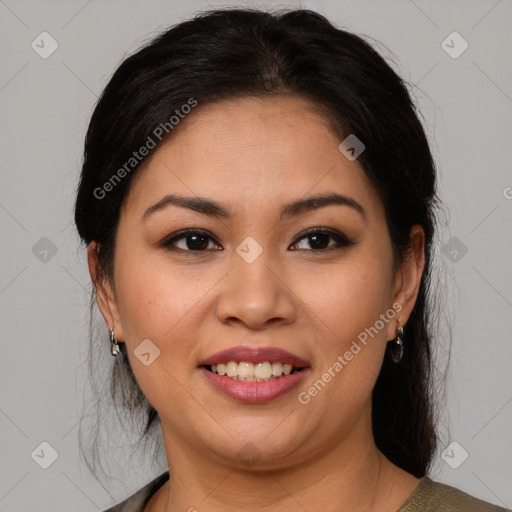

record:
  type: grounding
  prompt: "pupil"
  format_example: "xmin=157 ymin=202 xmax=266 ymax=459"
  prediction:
xmin=309 ymin=233 xmax=329 ymax=249
xmin=187 ymin=235 xmax=208 ymax=250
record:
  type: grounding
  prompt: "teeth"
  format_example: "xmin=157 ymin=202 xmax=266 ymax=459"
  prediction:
xmin=239 ymin=362 xmax=254 ymax=380
xmin=226 ymin=361 xmax=237 ymax=378
xmin=272 ymin=362 xmax=283 ymax=376
xmin=255 ymin=362 xmax=272 ymax=380
xmin=208 ymin=361 xmax=298 ymax=381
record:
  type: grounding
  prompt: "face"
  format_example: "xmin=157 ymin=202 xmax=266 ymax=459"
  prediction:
xmin=90 ymin=95 xmax=424 ymax=470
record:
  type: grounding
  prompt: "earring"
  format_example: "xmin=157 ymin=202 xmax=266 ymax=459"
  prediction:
xmin=390 ymin=320 xmax=404 ymax=363
xmin=109 ymin=326 xmax=120 ymax=356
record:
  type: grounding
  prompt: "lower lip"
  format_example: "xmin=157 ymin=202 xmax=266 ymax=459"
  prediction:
xmin=199 ymin=367 xmax=309 ymax=403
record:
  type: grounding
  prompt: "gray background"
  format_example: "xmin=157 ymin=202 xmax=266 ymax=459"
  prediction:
xmin=1 ymin=0 xmax=511 ymax=510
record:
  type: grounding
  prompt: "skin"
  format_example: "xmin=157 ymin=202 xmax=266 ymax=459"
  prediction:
xmin=88 ymin=95 xmax=426 ymax=512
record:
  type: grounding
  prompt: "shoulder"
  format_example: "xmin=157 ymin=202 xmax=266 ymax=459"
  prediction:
xmin=101 ymin=471 xmax=170 ymax=512
xmin=399 ymin=476 xmax=511 ymax=512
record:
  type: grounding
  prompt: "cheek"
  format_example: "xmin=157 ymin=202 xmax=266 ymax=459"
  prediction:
xmin=112 ymin=247 xmax=228 ymax=396
xmin=292 ymin=252 xmax=393 ymax=407
xmin=113 ymin=244 xmax=212 ymax=342
xmin=295 ymin=252 xmax=393 ymax=344
xmin=112 ymin=251 xmax=215 ymax=415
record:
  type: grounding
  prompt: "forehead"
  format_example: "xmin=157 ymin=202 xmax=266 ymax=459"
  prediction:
xmin=121 ymin=95 xmax=383 ymax=223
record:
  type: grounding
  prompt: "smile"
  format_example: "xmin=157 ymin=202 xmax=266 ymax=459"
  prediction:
xmin=205 ymin=361 xmax=303 ymax=382
xmin=198 ymin=346 xmax=310 ymax=402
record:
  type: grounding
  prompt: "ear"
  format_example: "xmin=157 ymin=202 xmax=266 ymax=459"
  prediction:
xmin=87 ymin=241 xmax=126 ymax=341
xmin=386 ymin=224 xmax=426 ymax=341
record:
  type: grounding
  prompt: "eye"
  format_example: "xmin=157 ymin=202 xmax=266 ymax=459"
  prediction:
xmin=160 ymin=229 xmax=222 ymax=252
xmin=289 ymin=227 xmax=356 ymax=252
xmin=160 ymin=227 xmax=356 ymax=253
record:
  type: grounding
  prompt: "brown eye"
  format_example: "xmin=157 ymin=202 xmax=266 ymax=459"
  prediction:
xmin=290 ymin=228 xmax=356 ymax=252
xmin=160 ymin=229 xmax=221 ymax=252
xmin=160 ymin=227 xmax=356 ymax=254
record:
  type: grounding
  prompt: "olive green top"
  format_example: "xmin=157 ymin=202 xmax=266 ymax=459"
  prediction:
xmin=103 ymin=471 xmax=510 ymax=511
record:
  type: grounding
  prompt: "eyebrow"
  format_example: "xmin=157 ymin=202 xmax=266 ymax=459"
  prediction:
xmin=142 ymin=192 xmax=366 ymax=223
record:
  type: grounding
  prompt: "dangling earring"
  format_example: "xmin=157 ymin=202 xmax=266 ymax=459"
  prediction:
xmin=390 ymin=320 xmax=404 ymax=363
xmin=109 ymin=326 xmax=120 ymax=356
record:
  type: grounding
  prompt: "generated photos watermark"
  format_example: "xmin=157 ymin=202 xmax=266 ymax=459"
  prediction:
xmin=93 ymin=98 xmax=198 ymax=200
xmin=298 ymin=302 xmax=402 ymax=405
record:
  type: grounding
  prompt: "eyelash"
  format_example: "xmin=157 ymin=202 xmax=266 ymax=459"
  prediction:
xmin=159 ymin=227 xmax=356 ymax=254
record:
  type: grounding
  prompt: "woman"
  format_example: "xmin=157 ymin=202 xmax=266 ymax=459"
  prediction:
xmin=74 ymin=7 xmax=509 ymax=512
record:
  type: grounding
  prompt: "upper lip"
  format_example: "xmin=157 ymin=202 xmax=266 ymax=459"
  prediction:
xmin=198 ymin=346 xmax=310 ymax=368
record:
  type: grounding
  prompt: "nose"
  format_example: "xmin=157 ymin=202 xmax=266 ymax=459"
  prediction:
xmin=215 ymin=251 xmax=297 ymax=331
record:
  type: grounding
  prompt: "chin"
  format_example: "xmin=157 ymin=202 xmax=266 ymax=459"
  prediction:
xmin=202 ymin=426 xmax=311 ymax=470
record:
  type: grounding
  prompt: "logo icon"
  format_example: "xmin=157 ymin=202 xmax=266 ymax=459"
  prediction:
xmin=134 ymin=339 xmax=161 ymax=366
xmin=441 ymin=441 xmax=469 ymax=469
xmin=32 ymin=237 xmax=58 ymax=263
xmin=237 ymin=442 xmax=262 ymax=467
xmin=441 ymin=32 xmax=468 ymax=59
xmin=31 ymin=32 xmax=59 ymax=59
xmin=338 ymin=134 xmax=365 ymax=161
xmin=236 ymin=237 xmax=263 ymax=264
xmin=31 ymin=441 xmax=59 ymax=469
xmin=441 ymin=236 xmax=468 ymax=263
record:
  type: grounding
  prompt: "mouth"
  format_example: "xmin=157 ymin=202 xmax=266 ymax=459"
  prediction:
xmin=197 ymin=346 xmax=310 ymax=403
